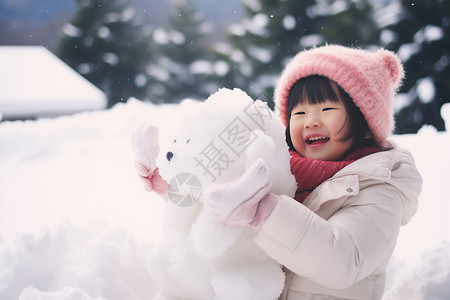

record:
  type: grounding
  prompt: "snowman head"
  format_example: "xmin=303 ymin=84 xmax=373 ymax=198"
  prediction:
xmin=156 ymin=88 xmax=291 ymax=207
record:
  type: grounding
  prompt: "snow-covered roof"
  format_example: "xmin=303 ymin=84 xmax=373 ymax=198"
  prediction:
xmin=0 ymin=46 xmax=107 ymax=120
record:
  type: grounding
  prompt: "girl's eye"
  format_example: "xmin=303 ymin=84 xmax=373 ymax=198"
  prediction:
xmin=294 ymin=111 xmax=305 ymax=115
xmin=322 ymin=107 xmax=335 ymax=112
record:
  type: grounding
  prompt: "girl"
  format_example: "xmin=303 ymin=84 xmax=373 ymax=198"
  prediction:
xmin=202 ymin=45 xmax=423 ymax=299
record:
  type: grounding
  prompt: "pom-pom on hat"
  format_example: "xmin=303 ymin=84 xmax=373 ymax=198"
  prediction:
xmin=274 ymin=45 xmax=404 ymax=148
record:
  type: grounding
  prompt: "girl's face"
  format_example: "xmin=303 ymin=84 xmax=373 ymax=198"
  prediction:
xmin=289 ymin=99 xmax=354 ymax=161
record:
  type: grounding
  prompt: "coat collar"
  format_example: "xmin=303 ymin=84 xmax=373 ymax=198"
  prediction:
xmin=303 ymin=141 xmax=408 ymax=220
xmin=335 ymin=140 xmax=399 ymax=181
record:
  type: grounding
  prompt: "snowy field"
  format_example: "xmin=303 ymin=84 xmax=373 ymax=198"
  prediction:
xmin=1 ymin=99 xmax=449 ymax=300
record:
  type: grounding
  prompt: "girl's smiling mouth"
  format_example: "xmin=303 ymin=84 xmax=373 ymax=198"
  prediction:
xmin=305 ymin=135 xmax=330 ymax=145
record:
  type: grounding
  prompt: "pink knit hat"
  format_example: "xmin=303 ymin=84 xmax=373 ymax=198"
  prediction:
xmin=274 ymin=45 xmax=404 ymax=147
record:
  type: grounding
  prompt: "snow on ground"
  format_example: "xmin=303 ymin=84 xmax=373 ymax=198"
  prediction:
xmin=0 ymin=99 xmax=449 ymax=300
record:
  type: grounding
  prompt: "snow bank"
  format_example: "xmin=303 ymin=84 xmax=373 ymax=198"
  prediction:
xmin=384 ymin=116 xmax=450 ymax=299
xmin=0 ymin=100 xmax=449 ymax=299
xmin=1 ymin=221 xmax=156 ymax=300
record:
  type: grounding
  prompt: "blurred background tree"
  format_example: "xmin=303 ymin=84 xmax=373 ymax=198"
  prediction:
xmin=380 ymin=0 xmax=450 ymax=133
xmin=313 ymin=0 xmax=380 ymax=46
xmin=212 ymin=0 xmax=380 ymax=107
xmin=58 ymin=0 xmax=153 ymax=107
xmin=212 ymin=0 xmax=318 ymax=105
xmin=2 ymin=0 xmax=448 ymax=132
xmin=147 ymin=0 xmax=219 ymax=103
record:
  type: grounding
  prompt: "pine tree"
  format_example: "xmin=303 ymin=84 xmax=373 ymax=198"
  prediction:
xmin=214 ymin=0 xmax=379 ymax=107
xmin=213 ymin=0 xmax=318 ymax=105
xmin=58 ymin=0 xmax=153 ymax=107
xmin=313 ymin=0 xmax=380 ymax=47
xmin=381 ymin=0 xmax=450 ymax=133
xmin=147 ymin=0 xmax=217 ymax=103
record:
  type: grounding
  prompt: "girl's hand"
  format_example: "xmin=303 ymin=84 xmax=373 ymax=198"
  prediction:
xmin=134 ymin=164 xmax=168 ymax=194
xmin=132 ymin=125 xmax=169 ymax=194
xmin=132 ymin=125 xmax=160 ymax=171
xmin=204 ymin=159 xmax=276 ymax=228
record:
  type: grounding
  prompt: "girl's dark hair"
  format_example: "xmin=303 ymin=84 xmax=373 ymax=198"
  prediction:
xmin=285 ymin=75 xmax=375 ymax=152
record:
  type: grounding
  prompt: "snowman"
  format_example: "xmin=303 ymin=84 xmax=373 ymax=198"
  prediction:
xmin=132 ymin=88 xmax=296 ymax=300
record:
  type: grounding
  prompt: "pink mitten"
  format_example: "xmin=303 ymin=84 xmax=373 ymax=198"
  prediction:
xmin=132 ymin=125 xmax=160 ymax=170
xmin=204 ymin=159 xmax=277 ymax=228
xmin=132 ymin=125 xmax=169 ymax=194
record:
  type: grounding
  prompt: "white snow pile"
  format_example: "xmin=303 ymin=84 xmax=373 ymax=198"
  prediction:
xmin=1 ymin=99 xmax=449 ymax=300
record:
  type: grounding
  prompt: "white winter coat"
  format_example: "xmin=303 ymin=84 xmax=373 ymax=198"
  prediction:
xmin=255 ymin=141 xmax=422 ymax=300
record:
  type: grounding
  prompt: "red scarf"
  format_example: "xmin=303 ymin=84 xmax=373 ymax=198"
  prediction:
xmin=290 ymin=147 xmax=380 ymax=203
